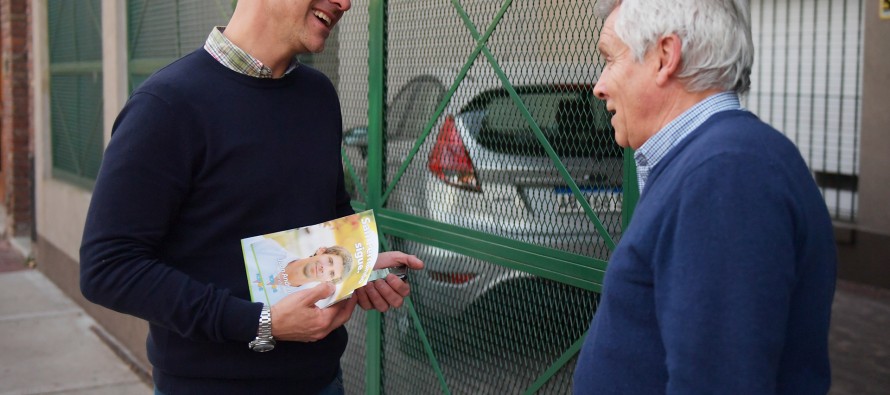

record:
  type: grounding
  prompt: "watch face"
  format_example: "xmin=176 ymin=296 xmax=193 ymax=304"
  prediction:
xmin=251 ymin=341 xmax=275 ymax=352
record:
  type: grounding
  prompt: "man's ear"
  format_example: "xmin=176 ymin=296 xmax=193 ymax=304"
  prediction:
xmin=315 ymin=247 xmax=328 ymax=256
xmin=655 ymin=33 xmax=682 ymax=86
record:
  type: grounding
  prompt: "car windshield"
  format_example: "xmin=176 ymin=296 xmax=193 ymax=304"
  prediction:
xmin=464 ymin=86 xmax=619 ymax=158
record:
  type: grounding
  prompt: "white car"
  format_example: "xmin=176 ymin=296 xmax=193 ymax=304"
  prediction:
xmin=343 ymin=63 xmax=622 ymax=375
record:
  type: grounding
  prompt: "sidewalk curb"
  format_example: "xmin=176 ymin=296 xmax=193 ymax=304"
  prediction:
xmin=0 ymin=269 xmax=152 ymax=394
xmin=91 ymin=323 xmax=154 ymax=387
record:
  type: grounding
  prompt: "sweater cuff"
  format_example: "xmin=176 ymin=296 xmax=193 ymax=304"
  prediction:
xmin=223 ymin=297 xmax=264 ymax=342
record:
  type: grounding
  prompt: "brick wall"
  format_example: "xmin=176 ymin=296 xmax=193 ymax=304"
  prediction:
xmin=0 ymin=0 xmax=33 ymax=240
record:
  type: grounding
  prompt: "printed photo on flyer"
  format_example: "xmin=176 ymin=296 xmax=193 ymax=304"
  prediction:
xmin=241 ymin=210 xmax=379 ymax=308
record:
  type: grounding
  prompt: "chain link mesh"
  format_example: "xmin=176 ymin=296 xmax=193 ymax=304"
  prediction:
xmin=340 ymin=1 xmax=608 ymax=393
xmin=59 ymin=0 xmax=862 ymax=393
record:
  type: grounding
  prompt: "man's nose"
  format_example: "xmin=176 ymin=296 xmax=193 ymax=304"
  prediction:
xmin=593 ymin=79 xmax=607 ymax=100
xmin=332 ymin=0 xmax=352 ymax=12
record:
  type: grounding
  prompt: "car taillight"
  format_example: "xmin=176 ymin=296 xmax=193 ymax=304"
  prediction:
xmin=429 ymin=270 xmax=477 ymax=285
xmin=427 ymin=115 xmax=482 ymax=192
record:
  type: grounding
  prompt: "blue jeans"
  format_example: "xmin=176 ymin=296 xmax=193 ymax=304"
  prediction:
xmin=316 ymin=367 xmax=345 ymax=395
xmin=154 ymin=368 xmax=343 ymax=395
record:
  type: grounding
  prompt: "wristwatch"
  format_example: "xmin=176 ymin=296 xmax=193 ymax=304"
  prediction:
xmin=249 ymin=305 xmax=276 ymax=352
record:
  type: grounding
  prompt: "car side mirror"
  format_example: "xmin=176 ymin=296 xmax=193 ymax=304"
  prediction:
xmin=344 ymin=127 xmax=369 ymax=147
xmin=344 ymin=127 xmax=369 ymax=158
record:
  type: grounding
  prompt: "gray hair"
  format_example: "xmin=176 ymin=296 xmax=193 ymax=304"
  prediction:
xmin=594 ymin=0 xmax=753 ymax=94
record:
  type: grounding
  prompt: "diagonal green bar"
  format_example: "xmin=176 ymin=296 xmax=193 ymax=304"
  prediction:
xmin=379 ymin=68 xmax=468 ymax=205
xmin=365 ymin=0 xmax=386 ymax=393
xmin=375 ymin=231 xmax=447 ymax=391
xmin=378 ymin=0 xmax=619 ymax=253
xmin=128 ymin=0 xmax=150 ymax=58
xmin=341 ymin=147 xmax=366 ymax=202
xmin=380 ymin=0 xmax=511 ymax=205
xmin=349 ymin=201 xmax=367 ymax=213
xmin=523 ymin=331 xmax=588 ymax=394
xmin=404 ymin=297 xmax=452 ymax=395
xmin=378 ymin=209 xmax=606 ymax=291
xmin=449 ymin=0 xmax=616 ymax=251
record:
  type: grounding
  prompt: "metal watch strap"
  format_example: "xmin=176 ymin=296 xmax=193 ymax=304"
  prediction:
xmin=249 ymin=305 xmax=275 ymax=352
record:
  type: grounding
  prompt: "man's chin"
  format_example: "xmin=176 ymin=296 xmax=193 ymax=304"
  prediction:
xmin=305 ymin=39 xmax=328 ymax=54
xmin=613 ymin=133 xmax=629 ymax=149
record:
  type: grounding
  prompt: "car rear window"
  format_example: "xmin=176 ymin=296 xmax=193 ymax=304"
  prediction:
xmin=464 ymin=86 xmax=620 ymax=158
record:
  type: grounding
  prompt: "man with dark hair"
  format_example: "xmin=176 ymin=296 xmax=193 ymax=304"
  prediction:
xmin=80 ymin=1 xmax=423 ymax=394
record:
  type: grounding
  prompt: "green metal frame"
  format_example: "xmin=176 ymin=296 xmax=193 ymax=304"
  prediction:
xmin=125 ymin=0 xmax=236 ymax=92
xmin=47 ymin=0 xmax=104 ymax=188
xmin=364 ymin=1 xmax=387 ymax=394
xmin=353 ymin=0 xmax=641 ymax=393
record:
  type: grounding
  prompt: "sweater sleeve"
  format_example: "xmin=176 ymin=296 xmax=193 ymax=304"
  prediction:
xmin=79 ymin=92 xmax=260 ymax=343
xmin=653 ymin=152 xmax=798 ymax=393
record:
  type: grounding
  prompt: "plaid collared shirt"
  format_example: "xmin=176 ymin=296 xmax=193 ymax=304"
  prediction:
xmin=634 ymin=92 xmax=743 ymax=193
xmin=203 ymin=26 xmax=298 ymax=78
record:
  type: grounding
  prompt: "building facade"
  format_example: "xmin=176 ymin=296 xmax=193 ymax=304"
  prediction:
xmin=25 ymin=0 xmax=890 ymax=377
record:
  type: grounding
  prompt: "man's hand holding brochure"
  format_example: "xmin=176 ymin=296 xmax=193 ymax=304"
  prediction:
xmin=240 ymin=210 xmax=423 ymax=342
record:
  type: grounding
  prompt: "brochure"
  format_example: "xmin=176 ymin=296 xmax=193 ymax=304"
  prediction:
xmin=241 ymin=210 xmax=379 ymax=308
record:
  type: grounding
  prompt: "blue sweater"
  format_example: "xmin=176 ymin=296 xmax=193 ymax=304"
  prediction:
xmin=80 ymin=49 xmax=354 ymax=394
xmin=574 ymin=111 xmax=837 ymax=394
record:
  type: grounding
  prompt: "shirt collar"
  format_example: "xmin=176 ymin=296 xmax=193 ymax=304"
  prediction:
xmin=203 ymin=27 xmax=299 ymax=79
xmin=634 ymin=91 xmax=742 ymax=193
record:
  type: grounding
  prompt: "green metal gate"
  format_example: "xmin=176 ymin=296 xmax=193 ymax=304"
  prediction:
xmin=334 ymin=1 xmax=635 ymax=393
xmin=44 ymin=0 xmax=862 ymax=393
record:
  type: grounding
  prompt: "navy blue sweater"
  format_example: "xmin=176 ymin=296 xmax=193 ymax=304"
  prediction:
xmin=574 ymin=111 xmax=837 ymax=394
xmin=80 ymin=49 xmax=354 ymax=394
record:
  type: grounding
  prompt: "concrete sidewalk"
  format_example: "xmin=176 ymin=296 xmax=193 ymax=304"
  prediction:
xmin=0 ymin=250 xmax=887 ymax=394
xmin=829 ymin=280 xmax=890 ymax=394
xmin=0 ymin=269 xmax=151 ymax=395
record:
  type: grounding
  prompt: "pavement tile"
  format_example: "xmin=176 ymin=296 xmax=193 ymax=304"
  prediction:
xmin=0 ymin=246 xmax=887 ymax=394
xmin=828 ymin=281 xmax=890 ymax=395
xmin=0 ymin=312 xmax=146 ymax=394
xmin=0 ymin=270 xmax=151 ymax=395
xmin=0 ymin=270 xmax=79 ymax=316
xmin=50 ymin=382 xmax=156 ymax=395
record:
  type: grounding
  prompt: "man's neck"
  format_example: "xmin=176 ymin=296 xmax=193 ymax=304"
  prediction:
xmin=222 ymin=11 xmax=304 ymax=78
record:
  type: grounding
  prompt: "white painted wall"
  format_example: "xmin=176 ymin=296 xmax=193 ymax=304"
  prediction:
xmin=747 ymin=0 xmax=863 ymax=177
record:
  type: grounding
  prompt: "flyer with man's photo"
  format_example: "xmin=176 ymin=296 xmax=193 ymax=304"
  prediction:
xmin=240 ymin=210 xmax=379 ymax=308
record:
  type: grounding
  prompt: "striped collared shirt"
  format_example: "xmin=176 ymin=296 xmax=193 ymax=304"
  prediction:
xmin=203 ymin=27 xmax=299 ymax=78
xmin=634 ymin=92 xmax=742 ymax=193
